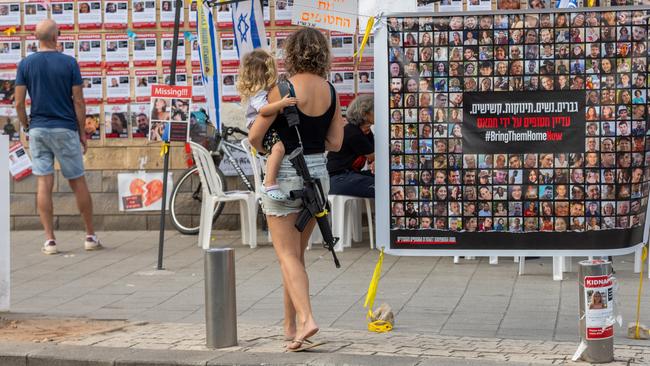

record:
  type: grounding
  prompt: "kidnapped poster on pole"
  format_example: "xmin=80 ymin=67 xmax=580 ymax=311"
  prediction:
xmin=377 ymin=9 xmax=650 ymax=255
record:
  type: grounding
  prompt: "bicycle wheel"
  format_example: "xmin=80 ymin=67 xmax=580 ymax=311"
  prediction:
xmin=170 ymin=166 xmax=228 ymax=235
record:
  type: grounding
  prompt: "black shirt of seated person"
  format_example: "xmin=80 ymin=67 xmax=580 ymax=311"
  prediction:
xmin=326 ymin=123 xmax=374 ymax=198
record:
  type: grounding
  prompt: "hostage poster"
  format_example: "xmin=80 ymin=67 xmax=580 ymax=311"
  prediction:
xmin=378 ymin=9 xmax=650 ymax=254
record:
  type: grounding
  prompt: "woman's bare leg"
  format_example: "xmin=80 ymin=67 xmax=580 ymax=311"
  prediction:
xmin=283 ymin=218 xmax=316 ymax=340
xmin=268 ymin=214 xmax=318 ymax=348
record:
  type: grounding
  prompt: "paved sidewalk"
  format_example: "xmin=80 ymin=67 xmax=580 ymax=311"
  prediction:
xmin=4 ymin=230 xmax=650 ymax=365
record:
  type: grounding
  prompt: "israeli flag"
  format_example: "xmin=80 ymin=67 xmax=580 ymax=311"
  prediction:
xmin=555 ymin=0 xmax=577 ymax=8
xmin=196 ymin=0 xmax=221 ymax=130
xmin=231 ymin=0 xmax=268 ymax=57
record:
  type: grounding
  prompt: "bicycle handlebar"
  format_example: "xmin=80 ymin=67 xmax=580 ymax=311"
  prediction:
xmin=223 ymin=126 xmax=248 ymax=138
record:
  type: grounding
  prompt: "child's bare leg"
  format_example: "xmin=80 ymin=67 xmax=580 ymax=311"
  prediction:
xmin=264 ymin=142 xmax=287 ymax=200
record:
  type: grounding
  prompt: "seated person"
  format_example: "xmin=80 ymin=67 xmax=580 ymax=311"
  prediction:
xmin=327 ymin=95 xmax=374 ymax=198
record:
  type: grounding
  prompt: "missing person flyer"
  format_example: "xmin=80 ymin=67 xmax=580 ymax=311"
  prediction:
xmin=330 ymin=32 xmax=354 ymax=64
xmin=77 ymin=1 xmax=103 ymax=29
xmin=0 ymin=36 xmax=21 ymax=68
xmin=104 ymin=1 xmax=128 ymax=29
xmin=0 ymin=3 xmax=21 ymax=32
xmin=81 ymin=70 xmax=103 ymax=104
xmin=584 ymin=273 xmax=614 ymax=340
xmin=84 ymin=105 xmax=101 ymax=140
xmin=132 ymin=33 xmax=157 ymax=67
xmin=219 ymin=33 xmax=238 ymax=67
xmin=160 ymin=0 xmax=184 ymax=27
xmin=161 ymin=33 xmax=185 ymax=66
xmin=57 ymin=35 xmax=76 ymax=58
xmin=23 ymin=0 xmax=48 ymax=31
xmin=24 ymin=36 xmax=39 ymax=57
xmin=50 ymin=0 xmax=75 ymax=30
xmin=104 ymin=34 xmax=129 ymax=68
xmin=221 ymin=68 xmax=239 ymax=102
xmin=163 ymin=67 xmax=187 ymax=86
xmin=0 ymin=106 xmax=19 ymax=141
xmin=105 ymin=104 xmax=129 ymax=139
xmin=77 ymin=34 xmax=102 ymax=67
xmin=148 ymin=84 xmax=192 ymax=143
xmin=135 ymin=69 xmax=158 ymax=102
xmin=8 ymin=142 xmax=32 ymax=181
xmin=106 ymin=70 xmax=131 ymax=104
xmin=130 ymin=103 xmax=150 ymax=138
xmin=131 ymin=0 xmax=156 ymax=28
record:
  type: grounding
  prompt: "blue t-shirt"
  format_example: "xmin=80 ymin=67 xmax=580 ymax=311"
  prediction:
xmin=16 ymin=51 xmax=82 ymax=131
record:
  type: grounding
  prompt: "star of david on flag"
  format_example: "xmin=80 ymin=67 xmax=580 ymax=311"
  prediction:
xmin=231 ymin=0 xmax=268 ymax=57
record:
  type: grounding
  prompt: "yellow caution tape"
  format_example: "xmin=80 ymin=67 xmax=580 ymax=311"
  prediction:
xmin=315 ymin=209 xmax=328 ymax=218
xmin=364 ymin=248 xmax=384 ymax=319
xmin=355 ymin=17 xmax=375 ymax=64
xmin=160 ymin=142 xmax=169 ymax=157
xmin=634 ymin=245 xmax=648 ymax=339
xmin=3 ymin=27 xmax=16 ymax=36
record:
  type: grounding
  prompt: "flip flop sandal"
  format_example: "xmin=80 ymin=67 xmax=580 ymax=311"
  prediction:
xmin=286 ymin=339 xmax=325 ymax=352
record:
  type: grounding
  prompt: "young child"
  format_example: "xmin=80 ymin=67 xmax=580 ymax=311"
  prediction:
xmin=236 ymin=49 xmax=297 ymax=200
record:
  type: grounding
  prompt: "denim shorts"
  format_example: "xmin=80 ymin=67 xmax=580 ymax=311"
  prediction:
xmin=29 ymin=127 xmax=85 ymax=179
xmin=261 ymin=153 xmax=329 ymax=217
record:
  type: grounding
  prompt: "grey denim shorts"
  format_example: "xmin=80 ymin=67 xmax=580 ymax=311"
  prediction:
xmin=261 ymin=153 xmax=329 ymax=217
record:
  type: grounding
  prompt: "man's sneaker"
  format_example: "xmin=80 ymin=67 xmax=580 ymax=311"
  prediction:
xmin=84 ymin=235 xmax=103 ymax=251
xmin=42 ymin=240 xmax=58 ymax=255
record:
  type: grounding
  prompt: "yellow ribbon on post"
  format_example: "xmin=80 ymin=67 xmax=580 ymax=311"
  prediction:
xmin=634 ymin=245 xmax=648 ymax=339
xmin=355 ymin=17 xmax=375 ymax=64
xmin=160 ymin=142 xmax=169 ymax=157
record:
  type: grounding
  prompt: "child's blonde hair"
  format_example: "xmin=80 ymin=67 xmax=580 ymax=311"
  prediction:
xmin=236 ymin=49 xmax=277 ymax=101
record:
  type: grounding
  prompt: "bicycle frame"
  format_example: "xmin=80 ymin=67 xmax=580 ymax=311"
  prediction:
xmin=216 ymin=138 xmax=255 ymax=192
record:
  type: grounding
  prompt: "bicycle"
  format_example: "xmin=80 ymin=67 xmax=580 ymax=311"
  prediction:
xmin=170 ymin=119 xmax=258 ymax=235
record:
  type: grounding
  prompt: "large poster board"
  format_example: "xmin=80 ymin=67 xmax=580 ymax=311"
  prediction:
xmin=376 ymin=8 xmax=650 ymax=256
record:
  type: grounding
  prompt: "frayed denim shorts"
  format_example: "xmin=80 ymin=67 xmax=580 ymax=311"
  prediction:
xmin=261 ymin=153 xmax=329 ymax=217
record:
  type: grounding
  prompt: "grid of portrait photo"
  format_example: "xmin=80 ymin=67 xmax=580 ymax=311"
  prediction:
xmin=388 ymin=10 xmax=650 ymax=234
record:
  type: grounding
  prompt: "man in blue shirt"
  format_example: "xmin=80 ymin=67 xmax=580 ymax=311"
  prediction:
xmin=15 ymin=20 xmax=102 ymax=255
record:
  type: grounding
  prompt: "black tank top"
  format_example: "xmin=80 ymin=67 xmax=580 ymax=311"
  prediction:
xmin=271 ymin=81 xmax=336 ymax=155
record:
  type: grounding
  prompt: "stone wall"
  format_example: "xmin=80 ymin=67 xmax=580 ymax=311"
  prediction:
xmin=10 ymin=104 xmax=249 ymax=231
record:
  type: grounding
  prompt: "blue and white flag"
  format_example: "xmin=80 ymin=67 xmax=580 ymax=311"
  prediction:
xmin=555 ymin=0 xmax=577 ymax=8
xmin=231 ymin=0 xmax=268 ymax=58
xmin=196 ymin=0 xmax=221 ymax=130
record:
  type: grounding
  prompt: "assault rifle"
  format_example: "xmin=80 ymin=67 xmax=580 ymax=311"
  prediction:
xmin=278 ymin=81 xmax=341 ymax=268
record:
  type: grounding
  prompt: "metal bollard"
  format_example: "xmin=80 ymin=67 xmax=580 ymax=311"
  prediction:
xmin=205 ymin=248 xmax=237 ymax=348
xmin=578 ymin=259 xmax=614 ymax=363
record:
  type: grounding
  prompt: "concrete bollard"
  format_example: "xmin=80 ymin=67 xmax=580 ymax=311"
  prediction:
xmin=578 ymin=259 xmax=614 ymax=363
xmin=205 ymin=248 xmax=237 ymax=348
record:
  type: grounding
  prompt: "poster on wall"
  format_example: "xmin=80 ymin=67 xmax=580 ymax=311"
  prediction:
xmin=356 ymin=34 xmax=373 ymax=62
xmin=104 ymin=34 xmax=129 ymax=68
xmin=161 ymin=33 xmax=185 ymax=66
xmin=84 ymin=105 xmax=101 ymax=140
xmin=190 ymin=34 xmax=200 ymax=67
xmin=106 ymin=70 xmax=131 ymax=104
xmin=118 ymin=172 xmax=172 ymax=211
xmin=135 ymin=69 xmax=158 ymax=102
xmin=104 ymin=1 xmax=128 ymax=29
xmin=378 ymin=10 xmax=650 ymax=255
xmin=24 ymin=1 xmax=48 ymax=31
xmin=0 ymin=3 xmax=21 ymax=31
xmin=0 ymin=71 xmax=15 ymax=105
xmin=273 ymin=0 xmax=294 ymax=26
xmin=330 ymin=32 xmax=354 ymax=63
xmin=497 ymin=0 xmax=520 ymax=10
xmin=219 ymin=33 xmax=238 ymax=66
xmin=357 ymin=63 xmax=374 ymax=94
xmin=50 ymin=0 xmax=75 ymax=30
xmin=104 ymin=104 xmax=129 ymax=139
xmin=163 ymin=67 xmax=187 ymax=85
xmin=132 ymin=0 xmax=156 ymax=28
xmin=417 ymin=0 xmax=435 ymax=12
xmin=24 ymin=36 xmax=39 ymax=57
xmin=130 ymin=103 xmax=150 ymax=138
xmin=0 ymin=106 xmax=19 ymax=141
xmin=160 ymin=0 xmax=184 ymax=27
xmin=77 ymin=1 xmax=103 ymax=29
xmin=221 ymin=68 xmax=239 ymax=102
xmin=132 ymin=33 xmax=157 ymax=67
xmin=189 ymin=0 xmax=198 ymax=27
xmin=81 ymin=70 xmax=103 ymax=104
xmin=216 ymin=2 xmax=232 ymax=28
xmin=77 ymin=34 xmax=102 ymax=67
xmin=148 ymin=84 xmax=192 ymax=142
xmin=273 ymin=31 xmax=290 ymax=61
xmin=292 ymin=0 xmax=357 ymax=34
xmin=438 ymin=0 xmax=462 ymax=12
xmin=330 ymin=66 xmax=354 ymax=106
xmin=8 ymin=142 xmax=32 ymax=181
xmin=192 ymin=69 xmax=206 ymax=102
xmin=0 ymin=36 xmax=21 ymax=68
xmin=467 ymin=0 xmax=493 ymax=11
xmin=56 ymin=35 xmax=76 ymax=58
xmin=584 ymin=272 xmax=614 ymax=340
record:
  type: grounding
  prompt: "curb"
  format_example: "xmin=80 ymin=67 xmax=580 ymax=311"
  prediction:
xmin=0 ymin=341 xmax=544 ymax=366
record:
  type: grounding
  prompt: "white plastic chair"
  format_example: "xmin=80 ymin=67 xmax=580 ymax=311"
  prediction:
xmin=190 ymin=141 xmax=258 ymax=249
xmin=329 ymin=194 xmax=374 ymax=252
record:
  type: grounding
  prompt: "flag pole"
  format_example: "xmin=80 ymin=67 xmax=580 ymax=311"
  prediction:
xmin=156 ymin=0 xmax=184 ymax=270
